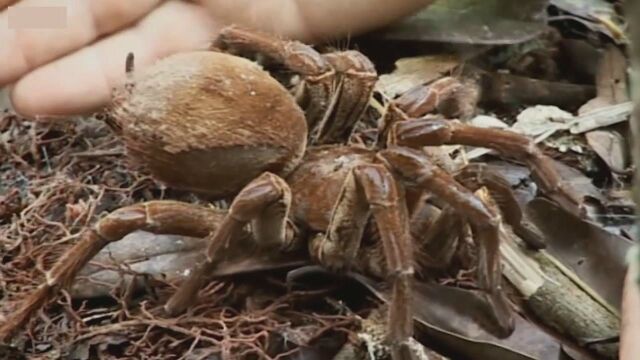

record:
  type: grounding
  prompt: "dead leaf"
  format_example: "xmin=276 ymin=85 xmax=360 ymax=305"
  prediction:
xmin=585 ymin=130 xmax=628 ymax=172
xmin=377 ymin=0 xmax=548 ymax=45
xmin=527 ymin=198 xmax=633 ymax=310
xmin=351 ymin=273 xmax=566 ymax=360
xmin=470 ymin=115 xmax=510 ymax=129
xmin=72 ymin=231 xmax=307 ymax=298
xmin=579 ymin=46 xmax=628 ymax=114
xmin=376 ymin=55 xmax=460 ymax=98
xmin=513 ymin=105 xmax=574 ymax=137
xmin=512 ymin=106 xmax=586 ymax=154
xmin=570 ymin=101 xmax=633 ymax=134
xmin=550 ymin=0 xmax=627 ymax=43
xmin=286 ymin=331 xmax=348 ymax=360
xmin=70 ymin=334 xmax=130 ymax=360
xmin=552 ymin=160 xmax=605 ymax=204
xmin=546 ymin=134 xmax=586 ymax=153
xmin=465 ymin=106 xmax=577 ymax=160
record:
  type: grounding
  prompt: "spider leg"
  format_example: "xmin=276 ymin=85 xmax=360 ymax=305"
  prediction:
xmin=215 ymin=27 xmax=377 ymax=145
xmin=0 ymin=201 xmax=225 ymax=342
xmin=394 ymin=77 xmax=476 ymax=119
xmin=313 ymin=51 xmax=377 ymax=144
xmin=215 ymin=26 xmax=335 ymax=137
xmin=455 ymin=163 xmax=546 ymax=249
xmin=410 ymin=203 xmax=462 ymax=269
xmin=388 ymin=117 xmax=583 ymax=216
xmin=308 ymin=169 xmax=370 ymax=271
xmin=379 ymin=77 xmax=479 ymax=140
xmin=378 ymin=147 xmax=515 ymax=337
xmin=310 ymin=164 xmax=418 ymax=359
xmin=165 ymin=172 xmax=293 ymax=315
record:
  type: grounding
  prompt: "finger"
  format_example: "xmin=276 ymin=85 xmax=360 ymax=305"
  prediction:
xmin=0 ymin=0 xmax=161 ymax=85
xmin=0 ymin=0 xmax=18 ymax=10
xmin=620 ymin=266 xmax=640 ymax=360
xmin=10 ymin=0 xmax=218 ymax=117
xmin=198 ymin=0 xmax=435 ymax=42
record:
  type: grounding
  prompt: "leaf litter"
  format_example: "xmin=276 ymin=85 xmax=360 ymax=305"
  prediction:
xmin=0 ymin=115 xmax=358 ymax=359
xmin=1 ymin=1 xmax=638 ymax=359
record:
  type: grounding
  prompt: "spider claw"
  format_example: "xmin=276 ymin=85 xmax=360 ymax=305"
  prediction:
xmin=513 ymin=219 xmax=547 ymax=250
xmin=285 ymin=265 xmax=329 ymax=291
xmin=483 ymin=290 xmax=516 ymax=338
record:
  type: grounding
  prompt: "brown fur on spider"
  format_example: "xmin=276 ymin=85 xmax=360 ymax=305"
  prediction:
xmin=0 ymin=26 xmax=582 ymax=359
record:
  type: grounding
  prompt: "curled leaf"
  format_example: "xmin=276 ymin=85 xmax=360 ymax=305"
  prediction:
xmin=72 ymin=231 xmax=307 ymax=298
xmin=585 ymin=130 xmax=629 ymax=173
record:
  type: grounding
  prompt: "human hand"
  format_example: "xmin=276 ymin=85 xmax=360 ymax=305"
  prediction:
xmin=620 ymin=258 xmax=640 ymax=360
xmin=0 ymin=0 xmax=433 ymax=118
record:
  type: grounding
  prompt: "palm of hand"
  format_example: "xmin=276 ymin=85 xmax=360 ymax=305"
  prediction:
xmin=0 ymin=0 xmax=431 ymax=117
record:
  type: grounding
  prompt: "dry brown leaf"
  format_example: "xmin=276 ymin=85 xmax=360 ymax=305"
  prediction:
xmin=527 ymin=199 xmax=633 ymax=310
xmin=551 ymin=0 xmax=627 ymax=43
xmin=352 ymin=273 xmax=565 ymax=360
xmin=513 ymin=105 xmax=574 ymax=138
xmin=585 ymin=130 xmax=628 ymax=172
xmin=376 ymin=55 xmax=460 ymax=98
xmin=570 ymin=101 xmax=633 ymax=134
xmin=72 ymin=231 xmax=307 ymax=298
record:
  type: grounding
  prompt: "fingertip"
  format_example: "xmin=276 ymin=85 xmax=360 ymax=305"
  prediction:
xmin=9 ymin=0 xmax=218 ymax=119
xmin=10 ymin=53 xmax=112 ymax=118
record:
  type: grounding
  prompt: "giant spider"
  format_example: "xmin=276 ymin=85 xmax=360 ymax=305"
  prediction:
xmin=0 ymin=27 xmax=581 ymax=359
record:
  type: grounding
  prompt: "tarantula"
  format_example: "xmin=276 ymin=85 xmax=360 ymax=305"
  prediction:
xmin=0 ymin=27 xmax=581 ymax=359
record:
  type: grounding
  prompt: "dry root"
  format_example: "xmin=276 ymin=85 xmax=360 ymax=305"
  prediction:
xmin=0 ymin=113 xmax=357 ymax=358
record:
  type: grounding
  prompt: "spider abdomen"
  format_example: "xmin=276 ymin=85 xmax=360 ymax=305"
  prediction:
xmin=110 ymin=51 xmax=308 ymax=198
